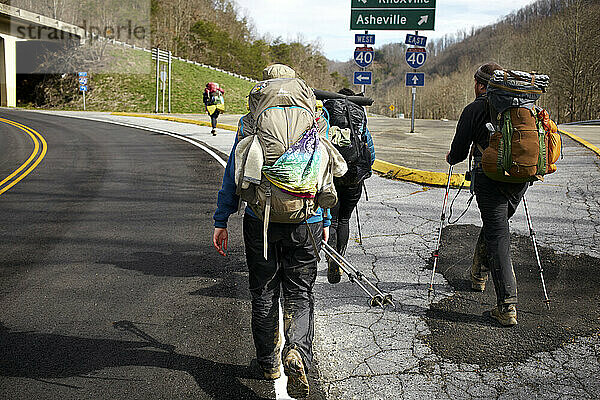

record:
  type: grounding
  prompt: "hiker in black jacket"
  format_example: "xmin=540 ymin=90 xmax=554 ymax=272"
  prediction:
xmin=446 ymin=62 xmax=528 ymax=327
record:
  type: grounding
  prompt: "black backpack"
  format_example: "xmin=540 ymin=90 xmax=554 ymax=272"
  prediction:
xmin=324 ymin=98 xmax=372 ymax=186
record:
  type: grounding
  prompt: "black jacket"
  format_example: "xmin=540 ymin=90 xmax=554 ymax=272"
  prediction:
xmin=447 ymin=94 xmax=492 ymax=165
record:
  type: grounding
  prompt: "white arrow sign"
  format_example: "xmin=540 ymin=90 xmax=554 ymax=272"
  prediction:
xmin=418 ymin=15 xmax=428 ymax=26
xmin=356 ymin=75 xmax=369 ymax=82
xmin=412 ymin=75 xmax=419 ymax=84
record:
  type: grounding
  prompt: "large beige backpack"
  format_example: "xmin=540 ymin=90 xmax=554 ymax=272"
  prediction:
xmin=234 ymin=77 xmax=347 ymax=258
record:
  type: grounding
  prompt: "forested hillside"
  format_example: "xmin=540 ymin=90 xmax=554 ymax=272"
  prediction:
xmin=342 ymin=0 xmax=600 ymax=123
xmin=151 ymin=0 xmax=345 ymax=89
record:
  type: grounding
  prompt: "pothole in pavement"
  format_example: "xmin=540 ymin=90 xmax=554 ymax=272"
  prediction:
xmin=423 ymin=224 xmax=600 ymax=368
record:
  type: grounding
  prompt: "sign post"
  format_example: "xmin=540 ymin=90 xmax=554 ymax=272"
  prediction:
xmin=152 ymin=48 xmax=172 ymax=113
xmin=78 ymin=72 xmax=88 ymax=111
xmin=350 ymin=1 xmax=435 ymax=130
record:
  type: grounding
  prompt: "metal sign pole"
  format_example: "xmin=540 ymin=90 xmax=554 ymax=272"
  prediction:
xmin=362 ymin=30 xmax=368 ymax=94
xmin=410 ymin=30 xmax=418 ymax=133
xmin=154 ymin=49 xmax=160 ymax=113
xmin=161 ymin=65 xmax=166 ymax=114
xmin=83 ymin=90 xmax=86 ymax=111
xmin=168 ymin=51 xmax=172 ymax=113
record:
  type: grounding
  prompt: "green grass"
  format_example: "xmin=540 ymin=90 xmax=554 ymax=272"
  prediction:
xmin=28 ymin=46 xmax=256 ymax=114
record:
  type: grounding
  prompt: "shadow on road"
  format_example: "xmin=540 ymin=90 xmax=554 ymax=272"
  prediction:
xmin=0 ymin=322 xmax=269 ymax=399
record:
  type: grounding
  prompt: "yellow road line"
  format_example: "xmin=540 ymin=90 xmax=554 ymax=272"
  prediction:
xmin=0 ymin=117 xmax=47 ymax=195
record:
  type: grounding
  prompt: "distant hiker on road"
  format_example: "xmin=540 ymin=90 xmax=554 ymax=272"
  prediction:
xmin=212 ymin=64 xmax=346 ymax=399
xmin=203 ymin=82 xmax=225 ymax=136
xmin=323 ymin=88 xmax=375 ymax=284
xmin=446 ymin=62 xmax=528 ymax=327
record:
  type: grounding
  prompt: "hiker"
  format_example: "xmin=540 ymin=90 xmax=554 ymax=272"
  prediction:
xmin=446 ymin=62 xmax=529 ymax=327
xmin=203 ymin=82 xmax=225 ymax=136
xmin=323 ymin=88 xmax=375 ymax=284
xmin=212 ymin=64 xmax=346 ymax=399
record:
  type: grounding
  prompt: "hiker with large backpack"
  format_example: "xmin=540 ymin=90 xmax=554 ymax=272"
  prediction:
xmin=445 ymin=63 xmax=559 ymax=327
xmin=322 ymin=88 xmax=375 ymax=284
xmin=212 ymin=64 xmax=346 ymax=399
xmin=203 ymin=82 xmax=225 ymax=136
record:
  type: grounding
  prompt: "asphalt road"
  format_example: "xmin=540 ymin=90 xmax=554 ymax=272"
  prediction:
xmin=0 ymin=110 xmax=274 ymax=399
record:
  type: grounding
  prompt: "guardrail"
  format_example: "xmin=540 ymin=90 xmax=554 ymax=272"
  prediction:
xmin=104 ymin=38 xmax=258 ymax=83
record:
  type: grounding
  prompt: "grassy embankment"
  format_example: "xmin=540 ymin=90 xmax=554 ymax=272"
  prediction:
xmin=34 ymin=46 xmax=256 ymax=114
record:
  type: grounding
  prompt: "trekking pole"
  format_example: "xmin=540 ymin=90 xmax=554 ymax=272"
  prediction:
xmin=522 ymin=196 xmax=551 ymax=310
xmin=428 ymin=165 xmax=453 ymax=298
xmin=356 ymin=205 xmax=363 ymax=245
xmin=321 ymin=240 xmax=393 ymax=307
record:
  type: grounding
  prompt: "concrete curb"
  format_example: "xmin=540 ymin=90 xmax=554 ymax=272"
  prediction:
xmin=559 ymin=129 xmax=600 ymax=158
xmin=372 ymin=159 xmax=469 ymax=188
xmin=110 ymin=112 xmax=239 ymax=132
xmin=109 ymin=112 xmax=469 ymax=188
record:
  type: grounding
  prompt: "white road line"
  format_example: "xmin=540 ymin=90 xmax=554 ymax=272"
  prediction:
xmin=28 ymin=112 xmax=228 ymax=168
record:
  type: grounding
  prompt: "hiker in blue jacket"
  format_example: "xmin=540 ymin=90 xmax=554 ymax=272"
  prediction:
xmin=212 ymin=64 xmax=330 ymax=399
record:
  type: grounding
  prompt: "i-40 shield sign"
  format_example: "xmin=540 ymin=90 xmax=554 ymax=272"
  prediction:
xmin=405 ymin=48 xmax=427 ymax=69
xmin=354 ymin=47 xmax=374 ymax=68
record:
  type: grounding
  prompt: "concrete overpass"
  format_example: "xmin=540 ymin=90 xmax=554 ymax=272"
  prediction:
xmin=0 ymin=3 xmax=85 ymax=107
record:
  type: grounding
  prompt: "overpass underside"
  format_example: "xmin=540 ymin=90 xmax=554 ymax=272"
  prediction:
xmin=0 ymin=5 xmax=84 ymax=107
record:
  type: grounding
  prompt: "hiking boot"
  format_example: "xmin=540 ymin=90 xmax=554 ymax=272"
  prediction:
xmin=211 ymin=129 xmax=216 ymax=136
xmin=327 ymin=257 xmax=341 ymax=284
xmin=490 ymin=304 xmax=517 ymax=326
xmin=283 ymin=349 xmax=309 ymax=399
xmin=261 ymin=366 xmax=281 ymax=380
xmin=471 ymin=278 xmax=486 ymax=292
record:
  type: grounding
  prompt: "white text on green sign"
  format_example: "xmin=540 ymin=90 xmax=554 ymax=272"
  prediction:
xmin=351 ymin=9 xmax=435 ymax=30
xmin=351 ymin=0 xmax=436 ymax=9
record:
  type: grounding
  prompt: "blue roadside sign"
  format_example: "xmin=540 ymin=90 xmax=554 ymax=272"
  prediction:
xmin=79 ymin=85 xmax=88 ymax=92
xmin=354 ymin=71 xmax=372 ymax=85
xmin=405 ymin=72 xmax=425 ymax=87
xmin=354 ymin=46 xmax=374 ymax=68
xmin=78 ymin=77 xmax=88 ymax=85
xmin=405 ymin=33 xmax=427 ymax=47
xmin=78 ymin=71 xmax=87 ymax=77
xmin=355 ymin=33 xmax=375 ymax=45
xmin=405 ymin=48 xmax=427 ymax=69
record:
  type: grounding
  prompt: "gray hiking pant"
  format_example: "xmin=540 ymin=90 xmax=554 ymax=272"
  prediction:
xmin=473 ymin=169 xmax=528 ymax=307
xmin=243 ymin=214 xmax=321 ymax=372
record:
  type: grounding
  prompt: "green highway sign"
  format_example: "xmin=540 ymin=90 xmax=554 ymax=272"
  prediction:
xmin=351 ymin=0 xmax=436 ymax=9
xmin=351 ymin=9 xmax=435 ymax=30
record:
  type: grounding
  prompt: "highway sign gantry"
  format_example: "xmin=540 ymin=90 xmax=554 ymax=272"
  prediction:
xmin=354 ymin=71 xmax=372 ymax=85
xmin=406 ymin=72 xmax=425 ymax=87
xmin=354 ymin=46 xmax=374 ymax=68
xmin=405 ymin=47 xmax=427 ymax=69
xmin=350 ymin=0 xmax=436 ymax=30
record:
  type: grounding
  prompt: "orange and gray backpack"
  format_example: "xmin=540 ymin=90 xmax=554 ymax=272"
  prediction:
xmin=481 ymin=70 xmax=561 ymax=183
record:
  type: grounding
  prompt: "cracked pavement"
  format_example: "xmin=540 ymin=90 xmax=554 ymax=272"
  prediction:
xmin=313 ymin=135 xmax=600 ymax=400
xmin=30 ymin=111 xmax=599 ymax=399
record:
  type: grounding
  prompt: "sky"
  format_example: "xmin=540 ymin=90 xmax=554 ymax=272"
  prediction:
xmin=234 ymin=0 xmax=539 ymax=62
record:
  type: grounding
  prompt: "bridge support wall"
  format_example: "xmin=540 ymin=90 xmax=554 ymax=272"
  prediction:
xmin=0 ymin=34 xmax=16 ymax=107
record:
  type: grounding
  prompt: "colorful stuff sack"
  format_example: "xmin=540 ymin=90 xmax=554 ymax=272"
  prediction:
xmin=482 ymin=70 xmax=559 ymax=182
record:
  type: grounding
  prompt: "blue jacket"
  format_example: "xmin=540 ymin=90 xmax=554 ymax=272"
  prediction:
xmin=213 ymin=134 xmax=330 ymax=229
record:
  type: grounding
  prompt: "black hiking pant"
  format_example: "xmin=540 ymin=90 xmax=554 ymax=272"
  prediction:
xmin=473 ymin=169 xmax=528 ymax=307
xmin=210 ymin=110 xmax=220 ymax=129
xmin=243 ymin=214 xmax=321 ymax=372
xmin=328 ymin=182 xmax=363 ymax=255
